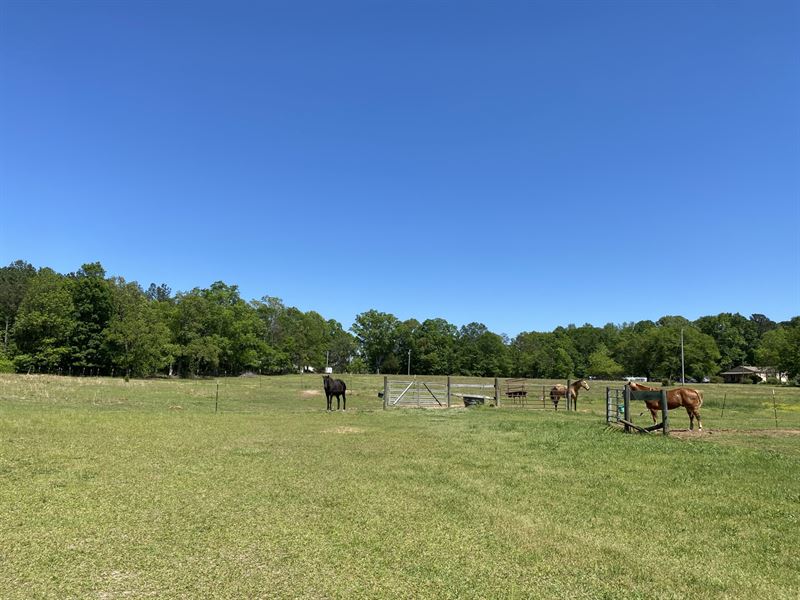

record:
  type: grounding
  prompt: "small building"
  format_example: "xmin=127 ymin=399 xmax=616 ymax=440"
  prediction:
xmin=719 ymin=365 xmax=787 ymax=384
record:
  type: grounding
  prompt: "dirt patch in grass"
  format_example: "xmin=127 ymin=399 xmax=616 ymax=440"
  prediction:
xmin=322 ymin=426 xmax=364 ymax=434
xmin=301 ymin=389 xmax=321 ymax=396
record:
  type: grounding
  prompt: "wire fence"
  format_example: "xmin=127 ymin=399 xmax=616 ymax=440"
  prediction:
xmin=2 ymin=374 xmax=799 ymax=430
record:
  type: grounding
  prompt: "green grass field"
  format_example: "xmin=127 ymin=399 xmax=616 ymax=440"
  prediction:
xmin=1 ymin=374 xmax=799 ymax=598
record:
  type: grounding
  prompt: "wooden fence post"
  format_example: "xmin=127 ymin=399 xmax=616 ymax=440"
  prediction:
xmin=660 ymin=389 xmax=669 ymax=436
xmin=494 ymin=377 xmax=500 ymax=407
xmin=447 ymin=376 xmax=451 ymax=408
xmin=383 ymin=376 xmax=388 ymax=410
xmin=623 ymin=385 xmax=631 ymax=433
xmin=566 ymin=379 xmax=571 ymax=411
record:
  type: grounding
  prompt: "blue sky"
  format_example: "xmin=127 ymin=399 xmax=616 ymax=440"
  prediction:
xmin=1 ymin=0 xmax=798 ymax=336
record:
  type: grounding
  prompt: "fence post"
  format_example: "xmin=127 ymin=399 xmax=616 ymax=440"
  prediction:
xmin=623 ymin=385 xmax=631 ymax=433
xmin=383 ymin=376 xmax=388 ymax=410
xmin=660 ymin=389 xmax=669 ymax=436
xmin=773 ymin=389 xmax=778 ymax=429
xmin=447 ymin=376 xmax=451 ymax=408
xmin=605 ymin=386 xmax=610 ymax=424
xmin=566 ymin=379 xmax=571 ymax=411
xmin=494 ymin=377 xmax=500 ymax=407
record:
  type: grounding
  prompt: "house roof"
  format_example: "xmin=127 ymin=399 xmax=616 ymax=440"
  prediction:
xmin=720 ymin=365 xmax=769 ymax=375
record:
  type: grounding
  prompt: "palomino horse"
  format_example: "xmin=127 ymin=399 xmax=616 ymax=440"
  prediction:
xmin=627 ymin=381 xmax=703 ymax=431
xmin=322 ymin=375 xmax=347 ymax=411
xmin=549 ymin=379 xmax=590 ymax=410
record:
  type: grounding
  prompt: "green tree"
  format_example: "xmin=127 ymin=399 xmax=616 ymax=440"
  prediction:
xmin=11 ymin=268 xmax=76 ymax=372
xmin=173 ymin=282 xmax=262 ymax=375
xmin=587 ymin=344 xmax=625 ymax=379
xmin=277 ymin=309 xmax=330 ymax=371
xmin=413 ymin=318 xmax=458 ymax=375
xmin=785 ymin=321 xmax=800 ymax=379
xmin=69 ymin=262 xmax=114 ymax=373
xmin=0 ymin=260 xmax=36 ymax=353
xmin=749 ymin=313 xmax=777 ymax=338
xmin=639 ymin=321 xmax=720 ymax=381
xmin=614 ymin=320 xmax=656 ymax=377
xmin=757 ymin=319 xmax=800 ymax=379
xmin=694 ymin=313 xmax=758 ymax=370
xmin=756 ymin=328 xmax=788 ymax=372
xmin=251 ymin=296 xmax=292 ymax=374
xmin=326 ymin=319 xmax=356 ymax=372
xmin=252 ymin=296 xmax=286 ymax=346
xmin=457 ymin=322 xmax=510 ymax=376
xmin=104 ymin=278 xmax=174 ymax=377
xmin=560 ymin=323 xmax=607 ymax=375
xmin=351 ymin=310 xmax=400 ymax=373
xmin=145 ymin=283 xmax=172 ymax=302
xmin=511 ymin=331 xmax=575 ymax=378
xmin=395 ymin=319 xmax=420 ymax=375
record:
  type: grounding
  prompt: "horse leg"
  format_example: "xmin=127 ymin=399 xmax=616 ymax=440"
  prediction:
xmin=326 ymin=394 xmax=332 ymax=411
xmin=650 ymin=407 xmax=658 ymax=425
xmin=342 ymin=391 xmax=346 ymax=411
xmin=686 ymin=406 xmax=694 ymax=430
xmin=695 ymin=408 xmax=702 ymax=431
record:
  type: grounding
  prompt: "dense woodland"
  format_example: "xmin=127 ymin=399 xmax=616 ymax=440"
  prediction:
xmin=1 ymin=260 xmax=798 ymax=382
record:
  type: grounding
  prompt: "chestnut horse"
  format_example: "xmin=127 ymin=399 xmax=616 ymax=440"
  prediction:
xmin=627 ymin=381 xmax=703 ymax=431
xmin=549 ymin=379 xmax=590 ymax=410
xmin=322 ymin=375 xmax=347 ymax=411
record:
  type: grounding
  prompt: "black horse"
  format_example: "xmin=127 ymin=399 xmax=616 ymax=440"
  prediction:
xmin=322 ymin=375 xmax=347 ymax=411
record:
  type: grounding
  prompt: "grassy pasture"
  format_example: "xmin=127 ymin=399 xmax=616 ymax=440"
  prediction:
xmin=1 ymin=374 xmax=799 ymax=599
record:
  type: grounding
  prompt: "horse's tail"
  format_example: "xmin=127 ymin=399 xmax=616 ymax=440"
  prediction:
xmin=696 ymin=389 xmax=703 ymax=408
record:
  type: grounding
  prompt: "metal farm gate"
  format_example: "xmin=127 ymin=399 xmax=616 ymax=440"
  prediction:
xmin=606 ymin=386 xmax=670 ymax=436
xmin=382 ymin=377 xmax=579 ymax=411
xmin=383 ymin=378 xmax=451 ymax=408
xmin=605 ymin=387 xmax=625 ymax=424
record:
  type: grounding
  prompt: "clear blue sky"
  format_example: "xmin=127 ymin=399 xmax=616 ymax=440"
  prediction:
xmin=1 ymin=0 xmax=798 ymax=336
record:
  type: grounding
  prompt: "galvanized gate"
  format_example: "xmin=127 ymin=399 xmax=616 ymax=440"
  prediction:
xmin=382 ymin=377 xmax=579 ymax=411
xmin=606 ymin=387 xmax=625 ymax=424
xmin=384 ymin=378 xmax=450 ymax=408
xmin=606 ymin=386 xmax=670 ymax=435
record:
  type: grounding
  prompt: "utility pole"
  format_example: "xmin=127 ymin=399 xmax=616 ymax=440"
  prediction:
xmin=407 ymin=349 xmax=411 ymax=376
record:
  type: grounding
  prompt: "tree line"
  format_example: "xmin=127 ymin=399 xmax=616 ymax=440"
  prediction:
xmin=1 ymin=260 xmax=798 ymax=382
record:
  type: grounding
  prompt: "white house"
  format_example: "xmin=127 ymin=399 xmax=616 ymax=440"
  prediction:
xmin=719 ymin=365 xmax=787 ymax=384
